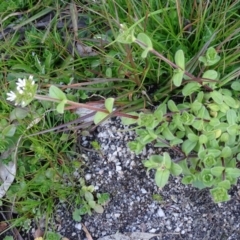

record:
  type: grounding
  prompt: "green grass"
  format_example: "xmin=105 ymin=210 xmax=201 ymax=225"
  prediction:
xmin=0 ymin=0 xmax=240 ymax=238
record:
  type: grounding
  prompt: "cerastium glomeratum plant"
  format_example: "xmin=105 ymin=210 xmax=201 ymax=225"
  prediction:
xmin=118 ymin=24 xmax=240 ymax=203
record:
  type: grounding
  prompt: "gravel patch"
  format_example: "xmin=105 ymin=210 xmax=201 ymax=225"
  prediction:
xmin=3 ymin=117 xmax=240 ymax=240
xmin=61 ymin=117 xmax=240 ymax=240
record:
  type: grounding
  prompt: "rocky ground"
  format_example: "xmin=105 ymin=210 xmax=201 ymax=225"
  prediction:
xmin=2 ymin=117 xmax=240 ymax=240
xmin=55 ymin=117 xmax=240 ymax=240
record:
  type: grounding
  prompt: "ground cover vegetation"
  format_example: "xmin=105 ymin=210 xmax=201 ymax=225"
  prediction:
xmin=0 ymin=0 xmax=240 ymax=239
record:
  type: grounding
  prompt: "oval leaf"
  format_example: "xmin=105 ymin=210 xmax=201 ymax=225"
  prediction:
xmin=155 ymin=169 xmax=170 ymax=189
xmin=2 ymin=124 xmax=16 ymax=137
xmin=175 ymin=49 xmax=185 ymax=69
xmin=210 ymin=91 xmax=223 ymax=104
xmin=182 ymin=82 xmax=201 ymax=96
xmin=105 ymin=98 xmax=115 ymax=113
xmin=172 ymin=70 xmax=184 ymax=87
xmin=94 ymin=112 xmax=109 ymax=125
xmin=49 ymin=85 xmax=67 ymax=100
xmin=137 ymin=33 xmax=153 ymax=50
xmin=56 ymin=100 xmax=66 ymax=114
xmin=202 ymin=70 xmax=218 ymax=80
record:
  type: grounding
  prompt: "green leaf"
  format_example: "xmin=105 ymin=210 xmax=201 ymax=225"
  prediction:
xmin=154 ymin=141 xmax=169 ymax=148
xmin=197 ymin=91 xmax=204 ymax=102
xmin=187 ymin=133 xmax=199 ymax=142
xmin=191 ymin=101 xmax=202 ymax=113
xmin=218 ymin=180 xmax=231 ymax=190
xmin=225 ymin=168 xmax=240 ymax=178
xmin=201 ymin=170 xmax=214 ymax=187
xmin=182 ymin=82 xmax=201 ymax=96
xmin=105 ymin=67 xmax=112 ymax=78
xmin=182 ymin=139 xmax=197 ymax=155
xmin=138 ymin=113 xmax=158 ymax=129
xmin=223 ymin=95 xmax=238 ymax=108
xmin=218 ymin=103 xmax=229 ymax=113
xmin=155 ymin=103 xmax=167 ymax=115
xmin=10 ymin=108 xmax=29 ymax=121
xmin=150 ymin=155 xmax=163 ymax=163
xmin=121 ymin=112 xmax=138 ymax=125
xmin=231 ymin=81 xmax=240 ymax=91
xmin=141 ymin=49 xmax=149 ymax=58
xmin=49 ymin=85 xmax=67 ymax=100
xmin=210 ymin=187 xmax=230 ymax=203
xmin=202 ymin=70 xmax=218 ymax=80
xmin=170 ymin=138 xmax=183 ymax=146
xmin=172 ymin=70 xmax=184 ymax=87
xmin=56 ymin=100 xmax=67 ymax=114
xmin=208 ymin=103 xmax=220 ymax=112
xmin=203 ymin=155 xmax=216 ymax=168
xmin=97 ymin=193 xmax=110 ymax=205
xmin=72 ymin=209 xmax=82 ymax=222
xmin=137 ymin=33 xmax=153 ymax=59
xmin=182 ymin=175 xmax=195 ymax=184
xmin=3 ymin=237 xmax=14 ymax=240
xmin=220 ymin=146 xmax=232 ymax=158
xmin=199 ymin=47 xmax=221 ymax=67
xmin=162 ymin=127 xmax=175 ymax=140
xmin=211 ymin=166 xmax=225 ymax=177
xmin=199 ymin=134 xmax=208 ymax=144
xmin=163 ymin=152 xmax=172 ymax=169
xmin=2 ymin=124 xmax=16 ymax=137
xmin=210 ymin=91 xmax=223 ymax=104
xmin=88 ymin=200 xmax=96 ymax=209
xmin=175 ymin=49 xmax=185 ymax=70
xmin=178 ymin=159 xmax=190 ymax=174
xmin=94 ymin=112 xmax=109 ymax=125
xmin=227 ymin=124 xmax=238 ymax=136
xmin=45 ymin=168 xmax=55 ymax=179
xmin=93 ymin=204 xmax=104 ymax=213
xmin=208 ymin=149 xmax=221 ymax=157
xmin=105 ymin=98 xmax=115 ymax=113
xmin=192 ymin=120 xmax=204 ymax=131
xmin=167 ymin=100 xmax=179 ymax=112
xmin=85 ymin=192 xmax=94 ymax=201
xmin=209 ymin=118 xmax=220 ymax=126
xmin=155 ymin=169 xmax=170 ymax=189
xmin=137 ymin=33 xmax=153 ymax=50
xmin=170 ymin=163 xmax=182 ymax=176
xmin=128 ymin=141 xmax=144 ymax=154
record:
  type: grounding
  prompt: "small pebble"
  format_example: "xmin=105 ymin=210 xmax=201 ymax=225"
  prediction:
xmin=157 ymin=207 xmax=165 ymax=218
xmin=75 ymin=223 xmax=82 ymax=230
xmin=85 ymin=173 xmax=91 ymax=180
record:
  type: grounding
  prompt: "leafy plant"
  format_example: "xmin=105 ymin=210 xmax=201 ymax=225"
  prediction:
xmin=121 ymin=44 xmax=240 ymax=203
xmin=73 ymin=178 xmax=109 ymax=222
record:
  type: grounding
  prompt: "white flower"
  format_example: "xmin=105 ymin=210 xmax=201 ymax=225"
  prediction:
xmin=6 ymin=91 xmax=17 ymax=102
xmin=16 ymin=78 xmax=26 ymax=88
xmin=16 ymin=86 xmax=24 ymax=94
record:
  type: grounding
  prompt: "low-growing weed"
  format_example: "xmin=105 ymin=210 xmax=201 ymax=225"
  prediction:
xmin=118 ymin=26 xmax=240 ymax=203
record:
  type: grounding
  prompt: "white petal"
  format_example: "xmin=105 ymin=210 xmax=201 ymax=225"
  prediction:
xmin=16 ymin=78 xmax=26 ymax=88
xmin=6 ymin=91 xmax=16 ymax=101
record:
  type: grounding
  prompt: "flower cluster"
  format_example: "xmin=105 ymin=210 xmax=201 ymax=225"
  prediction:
xmin=6 ymin=75 xmax=37 ymax=107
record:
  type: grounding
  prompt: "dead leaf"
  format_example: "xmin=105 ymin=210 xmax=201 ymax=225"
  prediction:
xmin=33 ymin=227 xmax=44 ymax=239
xmin=76 ymin=43 xmax=98 ymax=57
xmin=0 ymin=160 xmax=16 ymax=199
xmin=97 ymin=232 xmax=162 ymax=240
xmin=82 ymin=223 xmax=93 ymax=240
xmin=0 ymin=222 xmax=8 ymax=232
